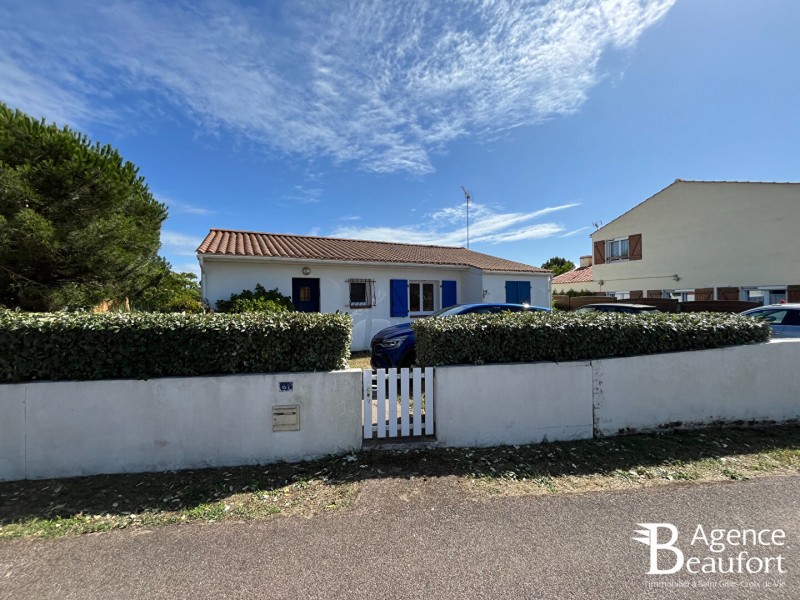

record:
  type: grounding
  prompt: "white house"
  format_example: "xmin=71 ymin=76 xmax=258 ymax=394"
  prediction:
xmin=197 ymin=229 xmax=551 ymax=351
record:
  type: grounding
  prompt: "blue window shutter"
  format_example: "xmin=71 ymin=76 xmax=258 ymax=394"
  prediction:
xmin=521 ymin=281 xmax=531 ymax=304
xmin=505 ymin=281 xmax=530 ymax=303
xmin=505 ymin=281 xmax=516 ymax=303
xmin=390 ymin=279 xmax=408 ymax=317
xmin=442 ymin=280 xmax=457 ymax=307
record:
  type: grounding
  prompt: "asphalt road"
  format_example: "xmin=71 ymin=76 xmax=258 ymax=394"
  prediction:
xmin=1 ymin=475 xmax=797 ymax=599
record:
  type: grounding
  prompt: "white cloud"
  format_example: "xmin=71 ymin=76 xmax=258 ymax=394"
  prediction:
xmin=0 ymin=0 xmax=675 ymax=174
xmin=161 ymin=230 xmax=203 ymax=256
xmin=172 ymin=261 xmax=201 ymax=277
xmin=158 ymin=195 xmax=216 ymax=217
xmin=559 ymin=226 xmax=591 ymax=238
xmin=331 ymin=201 xmax=577 ymax=246
xmin=284 ymin=186 xmax=322 ymax=205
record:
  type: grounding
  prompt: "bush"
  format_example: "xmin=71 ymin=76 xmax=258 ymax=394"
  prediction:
xmin=0 ymin=310 xmax=351 ymax=382
xmin=553 ymin=289 xmax=596 ymax=298
xmin=216 ymin=284 xmax=294 ymax=313
xmin=414 ymin=311 xmax=771 ymax=367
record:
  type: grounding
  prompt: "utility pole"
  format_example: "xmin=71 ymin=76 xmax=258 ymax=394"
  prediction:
xmin=461 ymin=185 xmax=471 ymax=249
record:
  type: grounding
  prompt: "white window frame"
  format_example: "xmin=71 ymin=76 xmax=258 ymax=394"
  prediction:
xmin=669 ymin=289 xmax=695 ymax=302
xmin=409 ymin=280 xmax=438 ymax=316
xmin=606 ymin=237 xmax=629 ymax=262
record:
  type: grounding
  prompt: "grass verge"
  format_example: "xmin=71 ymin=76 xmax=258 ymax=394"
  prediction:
xmin=1 ymin=426 xmax=798 ymax=540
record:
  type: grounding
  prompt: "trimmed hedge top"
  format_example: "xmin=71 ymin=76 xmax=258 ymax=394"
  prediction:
xmin=414 ymin=311 xmax=771 ymax=367
xmin=0 ymin=310 xmax=352 ymax=382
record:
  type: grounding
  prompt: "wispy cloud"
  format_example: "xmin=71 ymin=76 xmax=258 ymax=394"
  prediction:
xmin=161 ymin=230 xmax=203 ymax=256
xmin=158 ymin=194 xmax=216 ymax=217
xmin=284 ymin=185 xmax=322 ymax=205
xmin=331 ymin=201 xmax=578 ymax=246
xmin=0 ymin=0 xmax=675 ymax=174
xmin=559 ymin=226 xmax=591 ymax=238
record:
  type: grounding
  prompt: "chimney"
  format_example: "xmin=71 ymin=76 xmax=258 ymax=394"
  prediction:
xmin=579 ymin=255 xmax=592 ymax=268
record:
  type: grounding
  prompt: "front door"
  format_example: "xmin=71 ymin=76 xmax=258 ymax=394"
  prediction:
xmin=292 ymin=278 xmax=320 ymax=312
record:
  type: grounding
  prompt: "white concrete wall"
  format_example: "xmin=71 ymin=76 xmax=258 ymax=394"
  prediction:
xmin=4 ymin=341 xmax=797 ymax=481
xmin=593 ymin=339 xmax=800 ymax=436
xmin=0 ymin=386 xmax=26 ymax=481
xmin=1 ymin=370 xmax=362 ymax=481
xmin=591 ymin=181 xmax=800 ymax=295
xmin=434 ymin=362 xmax=594 ymax=447
xmin=201 ymin=257 xmax=550 ymax=350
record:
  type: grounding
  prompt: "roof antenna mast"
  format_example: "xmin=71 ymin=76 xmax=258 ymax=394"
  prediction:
xmin=461 ymin=185 xmax=471 ymax=249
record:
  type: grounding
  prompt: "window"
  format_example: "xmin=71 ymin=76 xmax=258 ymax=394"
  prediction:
xmin=606 ymin=238 xmax=629 ymax=261
xmin=347 ymin=279 xmax=375 ymax=309
xmin=409 ymin=281 xmax=436 ymax=314
xmin=298 ymin=287 xmax=311 ymax=302
xmin=613 ymin=291 xmax=631 ymax=300
xmin=669 ymin=290 xmax=695 ymax=302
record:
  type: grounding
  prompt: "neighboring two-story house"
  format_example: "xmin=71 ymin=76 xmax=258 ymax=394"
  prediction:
xmin=590 ymin=180 xmax=800 ymax=304
xmin=197 ymin=229 xmax=551 ymax=350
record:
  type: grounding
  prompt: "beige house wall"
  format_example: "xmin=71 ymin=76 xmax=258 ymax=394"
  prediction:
xmin=591 ymin=181 xmax=800 ymax=298
xmin=552 ymin=277 xmax=601 ymax=294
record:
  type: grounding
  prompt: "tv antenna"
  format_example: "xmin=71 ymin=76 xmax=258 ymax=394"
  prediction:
xmin=592 ymin=220 xmax=603 ymax=230
xmin=461 ymin=185 xmax=471 ymax=249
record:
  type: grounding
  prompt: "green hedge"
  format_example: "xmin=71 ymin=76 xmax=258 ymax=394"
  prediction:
xmin=414 ymin=311 xmax=771 ymax=367
xmin=0 ymin=310 xmax=351 ymax=382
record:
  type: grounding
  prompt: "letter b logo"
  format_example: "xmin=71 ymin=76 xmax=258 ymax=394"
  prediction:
xmin=633 ymin=523 xmax=684 ymax=575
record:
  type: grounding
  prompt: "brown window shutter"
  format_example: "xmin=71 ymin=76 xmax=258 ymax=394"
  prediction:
xmin=628 ymin=234 xmax=642 ymax=261
xmin=695 ymin=288 xmax=714 ymax=301
xmin=593 ymin=240 xmax=605 ymax=265
xmin=788 ymin=285 xmax=800 ymax=303
xmin=718 ymin=287 xmax=740 ymax=301
xmin=647 ymin=289 xmax=662 ymax=298
xmin=630 ymin=290 xmax=643 ymax=299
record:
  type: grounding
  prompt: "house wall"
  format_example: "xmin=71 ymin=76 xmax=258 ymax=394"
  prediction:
xmin=591 ymin=182 xmax=800 ymax=299
xmin=1 ymin=371 xmax=362 ymax=481
xmin=551 ymin=277 xmax=601 ymax=294
xmin=202 ymin=257 xmax=550 ymax=350
xmin=480 ymin=272 xmax=551 ymax=308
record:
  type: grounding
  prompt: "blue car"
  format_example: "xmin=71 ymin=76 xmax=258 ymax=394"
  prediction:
xmin=370 ymin=303 xmax=550 ymax=369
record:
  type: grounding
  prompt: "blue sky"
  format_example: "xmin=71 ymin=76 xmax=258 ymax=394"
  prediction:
xmin=2 ymin=0 xmax=799 ymax=276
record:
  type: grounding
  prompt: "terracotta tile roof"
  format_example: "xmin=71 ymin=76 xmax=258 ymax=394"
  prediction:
xmin=552 ymin=265 xmax=593 ymax=284
xmin=197 ymin=229 xmax=548 ymax=273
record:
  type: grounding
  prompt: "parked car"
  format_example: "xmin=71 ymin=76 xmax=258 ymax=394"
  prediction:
xmin=740 ymin=304 xmax=800 ymax=338
xmin=370 ymin=303 xmax=550 ymax=369
xmin=574 ymin=303 xmax=661 ymax=314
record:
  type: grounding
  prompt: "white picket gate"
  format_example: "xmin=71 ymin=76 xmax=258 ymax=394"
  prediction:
xmin=362 ymin=367 xmax=434 ymax=439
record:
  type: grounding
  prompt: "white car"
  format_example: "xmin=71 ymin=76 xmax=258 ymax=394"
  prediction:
xmin=741 ymin=304 xmax=800 ymax=338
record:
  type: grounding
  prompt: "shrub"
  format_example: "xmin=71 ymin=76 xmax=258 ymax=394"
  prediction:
xmin=553 ymin=289 xmax=597 ymax=298
xmin=414 ymin=311 xmax=771 ymax=367
xmin=0 ymin=310 xmax=351 ymax=382
xmin=216 ymin=284 xmax=294 ymax=313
